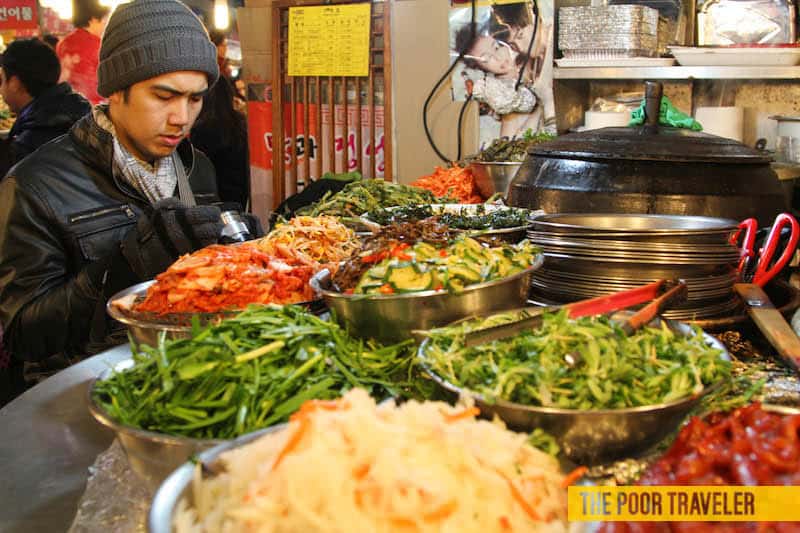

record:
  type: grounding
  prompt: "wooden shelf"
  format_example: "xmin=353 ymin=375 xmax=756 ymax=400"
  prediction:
xmin=554 ymin=65 xmax=800 ymax=80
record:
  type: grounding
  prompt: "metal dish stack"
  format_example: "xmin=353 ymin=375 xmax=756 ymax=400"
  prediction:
xmin=528 ymin=214 xmax=742 ymax=320
xmin=558 ymin=5 xmax=660 ymax=59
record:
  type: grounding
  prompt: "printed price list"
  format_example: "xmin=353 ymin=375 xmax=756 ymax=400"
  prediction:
xmin=288 ymin=3 xmax=371 ymax=77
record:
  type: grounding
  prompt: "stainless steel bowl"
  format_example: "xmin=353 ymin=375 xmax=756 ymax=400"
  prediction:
xmin=107 ymin=281 xmax=325 ymax=348
xmin=418 ymin=312 xmax=730 ymax=464
xmin=469 ymin=161 xmax=523 ymax=199
xmin=310 ymin=255 xmax=543 ymax=343
xmin=147 ymin=425 xmax=283 ymax=533
xmin=87 ymin=359 xmax=225 ymax=490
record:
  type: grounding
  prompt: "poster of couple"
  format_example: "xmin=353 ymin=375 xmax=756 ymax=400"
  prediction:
xmin=449 ymin=0 xmax=555 ymax=149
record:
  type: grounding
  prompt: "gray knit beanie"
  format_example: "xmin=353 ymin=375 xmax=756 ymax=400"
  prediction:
xmin=97 ymin=0 xmax=219 ymax=97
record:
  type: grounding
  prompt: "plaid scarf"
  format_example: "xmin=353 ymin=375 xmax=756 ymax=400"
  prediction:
xmin=93 ymin=107 xmax=177 ymax=204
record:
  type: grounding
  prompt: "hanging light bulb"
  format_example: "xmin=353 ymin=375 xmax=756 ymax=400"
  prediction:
xmin=214 ymin=0 xmax=229 ymax=30
xmin=52 ymin=0 xmax=73 ymax=20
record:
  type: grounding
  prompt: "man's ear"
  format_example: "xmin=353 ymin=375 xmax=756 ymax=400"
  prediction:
xmin=7 ymin=75 xmax=24 ymax=94
xmin=108 ymin=91 xmax=124 ymax=105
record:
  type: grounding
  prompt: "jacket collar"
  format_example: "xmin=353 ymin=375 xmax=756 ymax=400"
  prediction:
xmin=11 ymin=83 xmax=76 ymax=133
xmin=68 ymin=106 xmax=197 ymax=199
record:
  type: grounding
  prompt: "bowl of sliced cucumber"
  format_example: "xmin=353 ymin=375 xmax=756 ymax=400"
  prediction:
xmin=310 ymin=235 xmax=543 ymax=343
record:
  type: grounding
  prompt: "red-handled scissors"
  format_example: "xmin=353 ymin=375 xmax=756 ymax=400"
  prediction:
xmin=730 ymin=213 xmax=800 ymax=287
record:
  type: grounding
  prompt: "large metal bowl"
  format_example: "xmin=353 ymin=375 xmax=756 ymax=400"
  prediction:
xmin=107 ymin=280 xmax=325 ymax=348
xmin=310 ymin=255 xmax=543 ymax=343
xmin=418 ymin=311 xmax=730 ymax=465
xmin=147 ymin=425 xmax=282 ymax=533
xmin=469 ymin=161 xmax=523 ymax=199
xmin=87 ymin=359 xmax=225 ymax=490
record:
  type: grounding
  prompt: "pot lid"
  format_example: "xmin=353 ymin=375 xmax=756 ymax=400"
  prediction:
xmin=529 ymin=126 xmax=771 ymax=164
xmin=530 ymin=81 xmax=769 ymax=164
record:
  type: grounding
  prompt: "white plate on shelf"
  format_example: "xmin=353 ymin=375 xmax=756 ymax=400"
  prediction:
xmin=555 ymin=57 xmax=676 ymax=68
xmin=669 ymin=46 xmax=800 ymax=66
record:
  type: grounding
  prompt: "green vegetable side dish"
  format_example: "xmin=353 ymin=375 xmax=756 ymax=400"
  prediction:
xmin=92 ymin=305 xmax=427 ymax=440
xmin=298 ymin=179 xmax=449 ymax=218
xmin=353 ymin=236 xmax=539 ymax=295
xmin=421 ymin=309 xmax=731 ymax=410
xmin=475 ymin=130 xmax=556 ymax=163
xmin=366 ymin=204 xmax=530 ymax=230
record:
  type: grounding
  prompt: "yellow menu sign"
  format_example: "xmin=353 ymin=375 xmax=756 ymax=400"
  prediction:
xmin=288 ymin=3 xmax=372 ymax=77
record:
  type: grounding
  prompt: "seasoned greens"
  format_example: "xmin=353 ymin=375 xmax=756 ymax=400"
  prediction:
xmin=366 ymin=204 xmax=530 ymax=230
xmin=474 ymin=130 xmax=556 ymax=163
xmin=421 ymin=309 xmax=730 ymax=410
xmin=93 ymin=305 xmax=428 ymax=439
xmin=297 ymin=179 xmax=445 ymax=218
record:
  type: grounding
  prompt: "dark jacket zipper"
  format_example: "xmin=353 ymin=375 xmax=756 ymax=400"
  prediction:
xmin=68 ymin=204 xmax=136 ymax=224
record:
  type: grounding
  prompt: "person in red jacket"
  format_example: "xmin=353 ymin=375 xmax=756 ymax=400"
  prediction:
xmin=56 ymin=0 xmax=110 ymax=105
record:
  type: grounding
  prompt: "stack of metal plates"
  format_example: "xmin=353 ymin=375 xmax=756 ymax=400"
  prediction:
xmin=528 ymin=214 xmax=743 ymax=320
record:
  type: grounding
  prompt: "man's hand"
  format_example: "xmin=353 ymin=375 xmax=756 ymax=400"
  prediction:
xmin=120 ymin=198 xmax=223 ymax=280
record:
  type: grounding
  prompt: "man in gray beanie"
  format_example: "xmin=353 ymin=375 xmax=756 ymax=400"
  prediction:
xmin=0 ymin=0 xmax=260 ymax=400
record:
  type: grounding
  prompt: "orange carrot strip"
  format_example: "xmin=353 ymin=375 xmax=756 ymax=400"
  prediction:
xmin=390 ymin=517 xmax=419 ymax=531
xmin=500 ymin=470 xmax=542 ymax=522
xmin=271 ymin=417 xmax=310 ymax=471
xmin=560 ymin=465 xmax=588 ymax=488
xmin=352 ymin=463 xmax=371 ymax=480
xmin=424 ymin=500 xmax=458 ymax=522
xmin=443 ymin=406 xmax=481 ymax=423
xmin=296 ymin=398 xmax=344 ymax=416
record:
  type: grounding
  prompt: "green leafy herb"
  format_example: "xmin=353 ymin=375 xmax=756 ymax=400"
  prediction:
xmin=527 ymin=428 xmax=561 ymax=456
xmin=421 ymin=309 xmax=731 ymax=409
xmin=298 ymin=179 xmax=448 ymax=218
xmin=94 ymin=305 xmax=431 ymax=439
xmin=475 ymin=132 xmax=555 ymax=163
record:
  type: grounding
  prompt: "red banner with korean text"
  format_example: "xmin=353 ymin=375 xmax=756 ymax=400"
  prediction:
xmin=247 ymin=98 xmax=385 ymax=218
xmin=0 ymin=0 xmax=37 ymax=31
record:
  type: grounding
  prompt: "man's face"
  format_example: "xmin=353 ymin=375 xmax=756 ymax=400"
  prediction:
xmin=87 ymin=14 xmax=111 ymax=38
xmin=108 ymin=71 xmax=208 ymax=163
xmin=0 ymin=68 xmax=24 ymax=114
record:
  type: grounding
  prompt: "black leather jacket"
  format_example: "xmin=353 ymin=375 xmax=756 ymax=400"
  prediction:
xmin=0 ymin=83 xmax=91 ymax=177
xmin=0 ymin=111 xmax=218 ymax=361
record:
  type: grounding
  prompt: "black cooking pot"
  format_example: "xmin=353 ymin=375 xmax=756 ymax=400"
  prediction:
xmin=508 ymin=82 xmax=787 ymax=226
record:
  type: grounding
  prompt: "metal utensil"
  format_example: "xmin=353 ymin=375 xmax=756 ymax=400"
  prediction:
xmin=734 ymin=283 xmax=800 ymax=373
xmin=468 ymin=160 xmax=523 ymax=199
xmin=617 ymin=280 xmax=689 ymax=335
xmin=732 ymin=213 xmax=800 ymax=287
xmin=462 ymin=280 xmax=671 ymax=347
xmin=562 ymin=281 xmax=687 ymax=367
